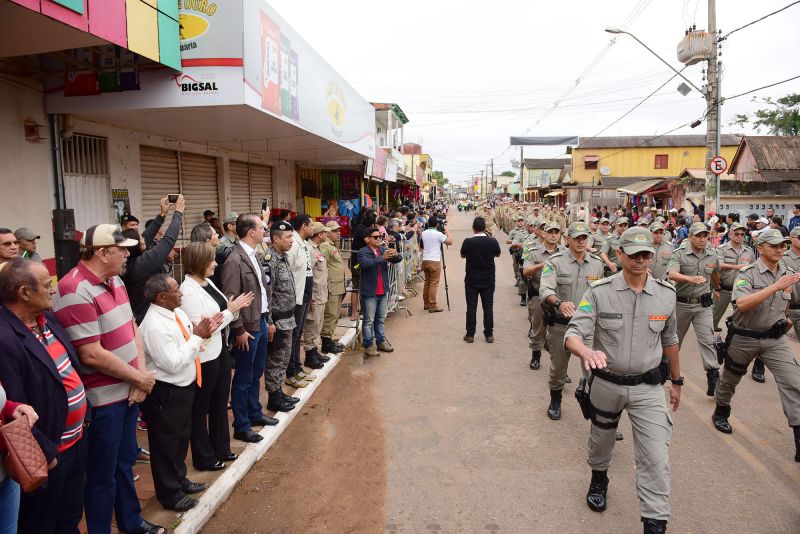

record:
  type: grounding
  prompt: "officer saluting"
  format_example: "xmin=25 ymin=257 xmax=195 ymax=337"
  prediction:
xmin=540 ymin=221 xmax=604 ymax=420
xmin=506 ymin=215 xmax=529 ymax=306
xmin=599 ymin=217 xmax=629 ymax=274
xmin=712 ymin=228 xmax=800 ymax=463
xmin=565 ymin=227 xmax=681 ymax=534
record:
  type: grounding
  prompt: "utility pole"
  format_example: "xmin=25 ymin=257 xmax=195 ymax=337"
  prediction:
xmin=705 ymin=0 xmax=720 ymax=215
xmin=491 ymin=158 xmax=494 ymax=198
xmin=480 ymin=170 xmax=484 ymax=200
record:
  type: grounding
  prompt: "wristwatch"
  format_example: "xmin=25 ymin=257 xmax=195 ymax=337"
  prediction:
xmin=670 ymin=376 xmax=685 ymax=386
xmin=554 ymin=299 xmax=563 ymax=310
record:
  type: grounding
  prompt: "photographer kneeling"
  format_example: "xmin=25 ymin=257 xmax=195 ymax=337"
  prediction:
xmin=420 ymin=216 xmax=452 ymax=313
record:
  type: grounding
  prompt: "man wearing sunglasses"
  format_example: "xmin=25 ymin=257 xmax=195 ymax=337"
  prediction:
xmin=712 ymin=222 xmax=755 ymax=335
xmin=565 ymin=227 xmax=680 ymax=533
xmin=599 ymin=217 xmax=629 ymax=275
xmin=667 ymin=222 xmax=721 ymax=397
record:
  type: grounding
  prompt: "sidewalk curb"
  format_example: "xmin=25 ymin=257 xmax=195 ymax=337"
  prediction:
xmin=174 ymin=326 xmax=358 ymax=534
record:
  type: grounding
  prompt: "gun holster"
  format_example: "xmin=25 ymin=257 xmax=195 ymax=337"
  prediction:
xmin=700 ymin=292 xmax=714 ymax=308
xmin=658 ymin=356 xmax=669 ymax=384
xmin=575 ymin=377 xmax=592 ymax=420
xmin=541 ymin=303 xmax=554 ymax=326
xmin=716 ymin=317 xmax=735 ymax=365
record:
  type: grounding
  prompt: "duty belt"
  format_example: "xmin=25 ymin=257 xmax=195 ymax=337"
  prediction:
xmin=271 ymin=309 xmax=295 ymax=321
xmin=591 ymin=366 xmax=663 ymax=386
xmin=676 ymin=293 xmax=711 ymax=305
xmin=720 ymin=284 xmax=733 ymax=291
xmin=729 ymin=322 xmax=786 ymax=339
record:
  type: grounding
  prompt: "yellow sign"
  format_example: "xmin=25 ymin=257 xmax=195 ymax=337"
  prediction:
xmin=179 ymin=13 xmax=209 ymax=40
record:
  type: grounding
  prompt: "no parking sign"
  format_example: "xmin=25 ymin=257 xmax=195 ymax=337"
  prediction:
xmin=709 ymin=156 xmax=728 ymax=176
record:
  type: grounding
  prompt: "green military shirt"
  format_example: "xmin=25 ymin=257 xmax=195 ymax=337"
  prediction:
xmin=782 ymin=248 xmax=800 ymax=305
xmin=564 ymin=273 xmax=679 ymax=374
xmin=651 ymin=242 xmax=673 ymax=280
xmin=507 ymin=228 xmax=529 ymax=244
xmin=321 ymin=238 xmax=346 ymax=296
xmin=731 ymin=260 xmax=794 ymax=330
xmin=540 ymin=249 xmax=605 ymax=310
xmin=667 ymin=244 xmax=720 ymax=299
xmin=521 ymin=233 xmax=541 ymax=259
xmin=600 ymin=231 xmax=625 ymax=267
xmin=523 ymin=243 xmax=564 ymax=293
xmin=716 ymin=242 xmax=755 ymax=289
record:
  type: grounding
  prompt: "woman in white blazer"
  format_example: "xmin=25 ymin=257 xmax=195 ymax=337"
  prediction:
xmin=180 ymin=243 xmax=253 ymax=471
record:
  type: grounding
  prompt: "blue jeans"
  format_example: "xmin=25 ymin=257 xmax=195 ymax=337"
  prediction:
xmin=231 ymin=318 xmax=268 ymax=433
xmin=0 ymin=477 xmax=19 ymax=534
xmin=84 ymin=401 xmax=143 ymax=534
xmin=361 ymin=294 xmax=388 ymax=347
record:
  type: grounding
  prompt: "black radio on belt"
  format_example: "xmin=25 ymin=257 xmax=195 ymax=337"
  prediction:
xmin=700 ymin=292 xmax=713 ymax=307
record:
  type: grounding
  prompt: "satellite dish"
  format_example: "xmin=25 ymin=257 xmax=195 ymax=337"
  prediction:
xmin=599 ymin=166 xmax=611 ymax=176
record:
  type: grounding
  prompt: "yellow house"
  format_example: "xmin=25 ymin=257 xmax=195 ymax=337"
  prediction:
xmin=570 ymin=135 xmax=741 ymax=184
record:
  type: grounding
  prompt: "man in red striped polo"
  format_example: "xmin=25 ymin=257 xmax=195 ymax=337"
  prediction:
xmin=55 ymin=224 xmax=166 ymax=534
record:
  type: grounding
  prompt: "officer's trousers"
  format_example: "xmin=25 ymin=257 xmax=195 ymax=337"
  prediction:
xmin=527 ymin=296 xmax=546 ymax=350
xmin=546 ymin=323 xmax=586 ymax=390
xmin=587 ymin=378 xmax=672 ymax=521
xmin=511 ymin=255 xmax=526 ymax=296
xmin=321 ymin=293 xmax=344 ymax=339
xmin=265 ymin=329 xmax=293 ymax=393
xmin=715 ymin=335 xmax=800 ymax=426
xmin=676 ymin=301 xmax=719 ymax=371
xmin=712 ymin=289 xmax=732 ymax=329
xmin=302 ymin=299 xmax=326 ymax=351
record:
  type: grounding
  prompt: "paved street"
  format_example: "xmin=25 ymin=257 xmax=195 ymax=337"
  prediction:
xmin=206 ymin=209 xmax=800 ymax=534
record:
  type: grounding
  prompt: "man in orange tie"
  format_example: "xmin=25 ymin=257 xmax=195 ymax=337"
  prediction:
xmin=139 ymin=274 xmax=223 ymax=512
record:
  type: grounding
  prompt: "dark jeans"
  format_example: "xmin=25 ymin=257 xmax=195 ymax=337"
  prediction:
xmin=84 ymin=401 xmax=143 ymax=533
xmin=287 ymin=292 xmax=312 ymax=378
xmin=19 ymin=433 xmax=87 ymax=534
xmin=231 ymin=318 xmax=268 ymax=433
xmin=190 ymin=345 xmax=233 ymax=469
xmin=141 ymin=381 xmax=194 ymax=507
xmin=465 ymin=283 xmax=495 ymax=337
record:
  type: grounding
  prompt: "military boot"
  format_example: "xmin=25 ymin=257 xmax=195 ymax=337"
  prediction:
xmin=793 ymin=426 xmax=800 ymax=462
xmin=281 ymin=390 xmax=300 ymax=405
xmin=751 ymin=358 xmax=766 ymax=383
xmin=706 ymin=369 xmax=719 ymax=397
xmin=304 ymin=349 xmax=326 ymax=369
xmin=642 ymin=517 xmax=667 ymax=534
xmin=322 ymin=337 xmax=345 ymax=354
xmin=547 ymin=390 xmax=562 ymax=420
xmin=712 ymin=404 xmax=732 ymax=434
xmin=586 ymin=469 xmax=609 ymax=512
xmin=520 ymin=295 xmax=527 ymax=307
xmin=267 ymin=389 xmax=296 ymax=413
xmin=530 ymin=350 xmax=541 ymax=370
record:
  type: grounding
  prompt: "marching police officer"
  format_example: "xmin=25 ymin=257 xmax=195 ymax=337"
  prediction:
xmin=599 ymin=217 xmax=629 ymax=274
xmin=783 ymin=226 xmax=800 ymax=341
xmin=522 ymin=221 xmax=564 ymax=370
xmin=713 ymin=222 xmax=755 ymax=331
xmin=712 ymin=229 xmax=800 ymax=463
xmin=667 ymin=222 xmax=721 ymax=396
xmin=539 ymin=221 xmax=604 ymax=419
xmin=506 ymin=215 xmax=529 ymax=306
xmin=648 ymin=222 xmax=673 ymax=280
xmin=565 ymin=227 xmax=681 ymax=534
xmin=264 ymin=221 xmax=300 ymax=412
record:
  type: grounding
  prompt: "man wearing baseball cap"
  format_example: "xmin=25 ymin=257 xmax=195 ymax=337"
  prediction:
xmin=712 ymin=222 xmax=755 ymax=335
xmin=54 ymin=224 xmax=166 ymax=534
xmin=599 ymin=217 xmax=629 ymax=274
xmin=712 ymin=228 xmax=800 ymax=464
xmin=565 ymin=227 xmax=680 ymax=530
xmin=296 ymin=222 xmax=331 ymax=386
xmin=320 ymin=221 xmax=346 ymax=354
xmin=668 ymin=222 xmax=722 ymax=396
xmin=120 ymin=213 xmax=139 ymax=231
xmin=14 ymin=227 xmax=41 ymax=261
xmin=506 ymin=215 xmax=529 ymax=307
xmin=648 ymin=222 xmax=673 ymax=281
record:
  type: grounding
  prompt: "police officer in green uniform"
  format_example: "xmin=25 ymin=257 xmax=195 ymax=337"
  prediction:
xmin=522 ymin=221 xmax=564 ymax=370
xmin=565 ymin=227 xmax=681 ymax=534
xmin=540 ymin=221 xmax=604 ymax=420
xmin=712 ymin=229 xmax=800 ymax=463
xmin=667 ymin=222 xmax=721 ymax=396
xmin=649 ymin=222 xmax=673 ymax=280
xmin=713 ymin=222 xmax=755 ymax=332
xmin=783 ymin=226 xmax=800 ymax=342
xmin=506 ymin=215 xmax=529 ymax=306
xmin=600 ymin=217 xmax=629 ymax=274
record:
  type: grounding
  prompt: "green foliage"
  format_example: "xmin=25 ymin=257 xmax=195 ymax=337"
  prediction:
xmin=500 ymin=170 xmax=516 ymax=177
xmin=733 ymin=93 xmax=800 ymax=136
xmin=432 ymin=170 xmax=448 ymax=186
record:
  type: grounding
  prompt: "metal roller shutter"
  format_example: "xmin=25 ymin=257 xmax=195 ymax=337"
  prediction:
xmin=249 ymin=163 xmax=273 ymax=213
xmin=229 ymin=160 xmax=251 ymax=216
xmin=180 ymin=152 xmax=220 ymax=230
xmin=139 ymin=146 xmax=179 ymax=223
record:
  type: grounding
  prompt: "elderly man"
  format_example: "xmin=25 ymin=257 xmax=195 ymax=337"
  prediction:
xmin=320 ymin=220 xmax=347 ymax=354
xmin=14 ymin=227 xmax=41 ymax=261
xmin=54 ymin=224 xmax=165 ymax=534
xmin=139 ymin=274 xmax=221 ymax=511
xmin=0 ymin=228 xmax=20 ymax=266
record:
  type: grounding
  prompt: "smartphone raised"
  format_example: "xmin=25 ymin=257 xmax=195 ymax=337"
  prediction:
xmin=261 ymin=197 xmax=270 ymax=212
xmin=168 ymin=194 xmax=179 ymax=203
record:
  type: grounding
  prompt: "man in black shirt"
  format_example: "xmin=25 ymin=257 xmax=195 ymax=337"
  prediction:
xmin=460 ymin=217 xmax=501 ymax=343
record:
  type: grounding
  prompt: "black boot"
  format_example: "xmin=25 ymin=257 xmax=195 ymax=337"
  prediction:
xmin=712 ymin=404 xmax=732 ymax=434
xmin=793 ymin=426 xmax=800 ymax=463
xmin=267 ymin=389 xmax=296 ymax=413
xmin=530 ymin=350 xmax=541 ymax=370
xmin=586 ymin=469 xmax=608 ymax=512
xmin=706 ymin=369 xmax=719 ymax=397
xmin=642 ymin=517 xmax=668 ymax=534
xmin=322 ymin=337 xmax=344 ymax=354
xmin=520 ymin=294 xmax=527 ymax=307
xmin=547 ymin=390 xmax=562 ymax=420
xmin=304 ymin=349 xmax=325 ymax=369
xmin=310 ymin=347 xmax=331 ymax=363
xmin=281 ymin=390 xmax=300 ymax=404
xmin=751 ymin=358 xmax=766 ymax=383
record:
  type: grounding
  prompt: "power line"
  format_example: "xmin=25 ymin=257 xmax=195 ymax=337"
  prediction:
xmin=724 ymin=73 xmax=800 ymax=102
xmin=719 ymin=1 xmax=800 ymax=42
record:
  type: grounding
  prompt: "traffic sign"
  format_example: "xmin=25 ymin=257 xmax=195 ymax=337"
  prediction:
xmin=709 ymin=156 xmax=728 ymax=176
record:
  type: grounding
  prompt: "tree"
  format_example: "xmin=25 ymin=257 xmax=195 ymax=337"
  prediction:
xmin=500 ymin=170 xmax=516 ymax=177
xmin=432 ymin=171 xmax=448 ymax=186
xmin=733 ymin=93 xmax=800 ymax=136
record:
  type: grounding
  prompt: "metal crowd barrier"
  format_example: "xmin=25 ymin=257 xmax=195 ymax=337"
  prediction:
xmin=386 ymin=233 xmax=422 ymax=315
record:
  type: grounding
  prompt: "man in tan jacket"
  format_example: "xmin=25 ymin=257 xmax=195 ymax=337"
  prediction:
xmin=301 ymin=223 xmax=330 ymax=365
xmin=321 ymin=220 xmax=346 ymax=353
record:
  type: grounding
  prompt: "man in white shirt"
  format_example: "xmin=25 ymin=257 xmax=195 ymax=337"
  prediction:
xmin=420 ymin=217 xmax=453 ymax=313
xmin=139 ymin=274 xmax=222 ymax=512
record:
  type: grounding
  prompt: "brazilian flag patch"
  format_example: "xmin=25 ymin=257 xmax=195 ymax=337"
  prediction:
xmin=578 ymin=299 xmax=592 ymax=312
xmin=543 ymin=265 xmax=552 ymax=274
xmin=735 ymin=279 xmax=747 ymax=287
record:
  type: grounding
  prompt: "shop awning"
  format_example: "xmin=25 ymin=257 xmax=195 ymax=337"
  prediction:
xmin=583 ymin=156 xmax=600 ymax=163
xmin=617 ymin=179 xmax=664 ymax=195
xmin=545 ymin=190 xmax=565 ymax=197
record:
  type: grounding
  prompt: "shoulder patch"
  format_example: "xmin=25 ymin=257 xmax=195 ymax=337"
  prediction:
xmin=578 ymin=299 xmax=593 ymax=312
xmin=653 ymin=278 xmax=676 ymax=292
xmin=264 ymin=253 xmax=272 ymax=261
xmin=549 ymin=251 xmax=565 ymax=260
xmin=588 ymin=252 xmax=604 ymax=262
xmin=739 ymin=264 xmax=755 ymax=272
xmin=590 ymin=277 xmax=613 ymax=288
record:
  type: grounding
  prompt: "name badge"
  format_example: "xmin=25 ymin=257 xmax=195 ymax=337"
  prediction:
xmin=586 ymin=275 xmax=600 ymax=281
xmin=598 ymin=312 xmax=623 ymax=319
xmin=649 ymin=315 xmax=668 ymax=321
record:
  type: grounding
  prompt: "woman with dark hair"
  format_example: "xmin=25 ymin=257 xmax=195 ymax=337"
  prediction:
xmin=122 ymin=197 xmax=184 ymax=324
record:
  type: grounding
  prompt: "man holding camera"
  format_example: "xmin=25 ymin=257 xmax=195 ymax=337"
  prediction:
xmin=420 ymin=216 xmax=452 ymax=313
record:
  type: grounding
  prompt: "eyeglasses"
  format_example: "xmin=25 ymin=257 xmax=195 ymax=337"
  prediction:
xmin=732 ymin=232 xmax=746 ymax=237
xmin=369 ymin=234 xmax=382 ymax=239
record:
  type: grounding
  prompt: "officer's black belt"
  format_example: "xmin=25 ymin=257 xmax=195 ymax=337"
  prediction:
xmin=271 ymin=309 xmax=295 ymax=321
xmin=790 ymin=304 xmax=800 ymax=310
xmin=728 ymin=323 xmax=781 ymax=340
xmin=591 ymin=366 xmax=663 ymax=386
xmin=720 ymin=284 xmax=733 ymax=291
xmin=676 ymin=293 xmax=711 ymax=305
xmin=261 ymin=312 xmax=269 ymax=321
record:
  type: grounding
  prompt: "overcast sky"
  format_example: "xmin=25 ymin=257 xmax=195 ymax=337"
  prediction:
xmin=271 ymin=0 xmax=800 ymax=185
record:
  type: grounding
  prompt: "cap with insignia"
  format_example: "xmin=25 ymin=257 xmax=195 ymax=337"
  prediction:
xmin=689 ymin=222 xmax=710 ymax=235
xmin=544 ymin=221 xmax=561 ymax=232
xmin=616 ymin=217 xmax=629 ymax=226
xmin=619 ymin=227 xmax=655 ymax=254
xmin=729 ymin=222 xmax=746 ymax=232
xmin=649 ymin=222 xmax=665 ymax=232
xmin=311 ymin=221 xmax=329 ymax=236
xmin=637 ymin=219 xmax=649 ymax=226
xmin=272 ymin=221 xmax=293 ymax=232
xmin=600 ymin=217 xmax=610 ymax=224
xmin=568 ymin=222 xmax=591 ymax=238
xmin=537 ymin=219 xmax=547 ymax=228
xmin=223 ymin=212 xmax=238 ymax=224
xmin=790 ymin=226 xmax=800 ymax=238
xmin=325 ymin=220 xmax=342 ymax=231
xmin=756 ymin=228 xmax=791 ymax=245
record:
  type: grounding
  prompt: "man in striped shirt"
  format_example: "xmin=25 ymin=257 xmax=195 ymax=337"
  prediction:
xmin=55 ymin=224 xmax=166 ymax=534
